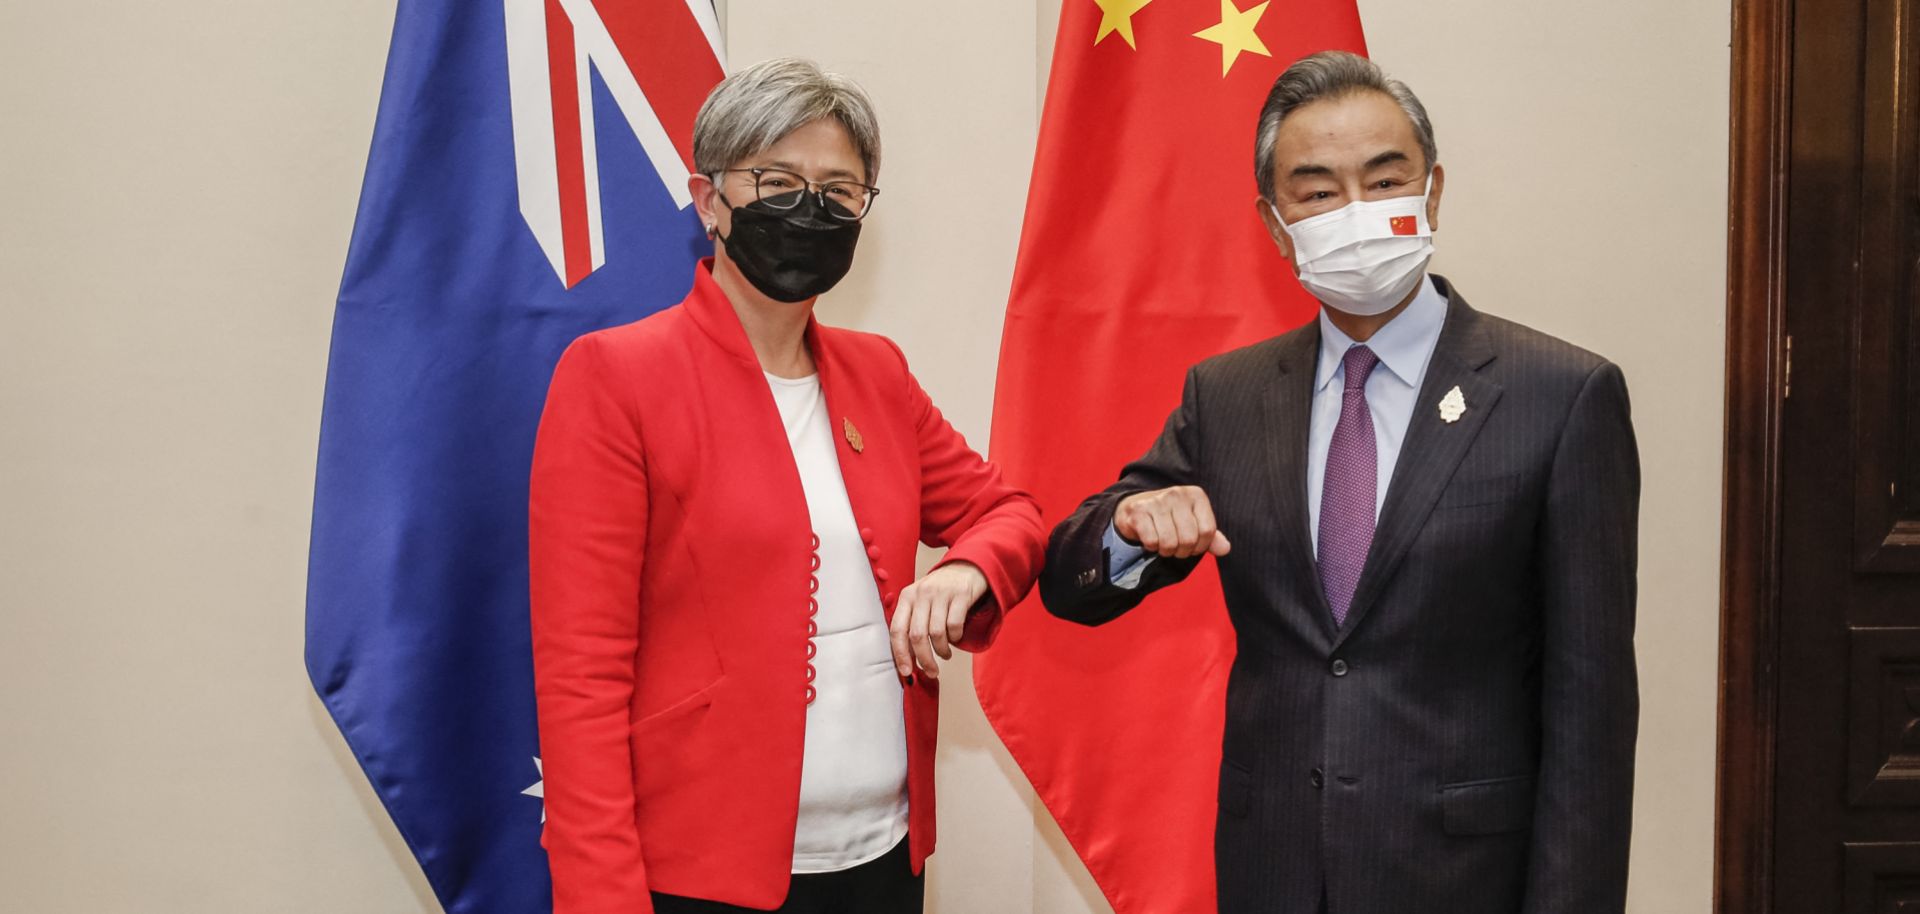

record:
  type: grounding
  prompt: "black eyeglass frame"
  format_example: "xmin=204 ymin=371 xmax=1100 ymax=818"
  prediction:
xmin=718 ymin=167 xmax=880 ymax=222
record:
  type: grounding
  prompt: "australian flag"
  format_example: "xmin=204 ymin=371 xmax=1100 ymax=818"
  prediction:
xmin=305 ymin=2 xmax=723 ymax=911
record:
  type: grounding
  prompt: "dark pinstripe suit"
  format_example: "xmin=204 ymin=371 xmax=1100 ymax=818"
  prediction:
xmin=1041 ymin=277 xmax=1639 ymax=914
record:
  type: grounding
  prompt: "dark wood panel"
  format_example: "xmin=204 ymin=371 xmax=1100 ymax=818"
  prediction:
xmin=1855 ymin=0 xmax=1920 ymax=575
xmin=1718 ymin=0 xmax=1793 ymax=909
xmin=1849 ymin=629 xmax=1920 ymax=805
xmin=1843 ymin=842 xmax=1920 ymax=912
xmin=1772 ymin=0 xmax=1868 ymax=882
xmin=1725 ymin=0 xmax=1920 ymax=910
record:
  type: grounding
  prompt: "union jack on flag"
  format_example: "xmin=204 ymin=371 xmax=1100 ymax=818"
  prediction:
xmin=307 ymin=1 xmax=722 ymax=910
xmin=506 ymin=0 xmax=724 ymax=286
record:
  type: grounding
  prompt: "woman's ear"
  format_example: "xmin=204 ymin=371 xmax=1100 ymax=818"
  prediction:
xmin=689 ymin=173 xmax=719 ymax=237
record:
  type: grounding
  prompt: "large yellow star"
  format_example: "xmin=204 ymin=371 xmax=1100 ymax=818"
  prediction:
xmin=1193 ymin=0 xmax=1272 ymax=75
xmin=1094 ymin=0 xmax=1155 ymax=49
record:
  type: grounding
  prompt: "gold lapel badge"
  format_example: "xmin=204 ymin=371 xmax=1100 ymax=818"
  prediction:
xmin=843 ymin=418 xmax=865 ymax=453
xmin=1438 ymin=386 xmax=1467 ymax=424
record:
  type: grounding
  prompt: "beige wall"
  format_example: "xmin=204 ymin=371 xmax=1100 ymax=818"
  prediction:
xmin=0 ymin=0 xmax=1725 ymax=911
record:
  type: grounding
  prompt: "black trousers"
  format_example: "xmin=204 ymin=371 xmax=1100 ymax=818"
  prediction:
xmin=651 ymin=837 xmax=922 ymax=914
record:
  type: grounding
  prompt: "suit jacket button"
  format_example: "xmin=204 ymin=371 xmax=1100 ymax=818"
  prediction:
xmin=1310 ymin=768 xmax=1325 ymax=790
xmin=1330 ymin=659 xmax=1350 ymax=677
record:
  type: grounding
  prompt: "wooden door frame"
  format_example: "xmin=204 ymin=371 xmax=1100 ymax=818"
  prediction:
xmin=1718 ymin=0 xmax=1792 ymax=910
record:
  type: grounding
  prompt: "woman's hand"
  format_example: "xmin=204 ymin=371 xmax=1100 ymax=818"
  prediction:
xmin=889 ymin=561 xmax=989 ymax=680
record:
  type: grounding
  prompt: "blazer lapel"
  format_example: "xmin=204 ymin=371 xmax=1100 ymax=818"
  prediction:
xmin=808 ymin=324 xmax=890 ymax=592
xmin=1262 ymin=325 xmax=1339 ymax=645
xmin=1331 ymin=293 xmax=1503 ymax=650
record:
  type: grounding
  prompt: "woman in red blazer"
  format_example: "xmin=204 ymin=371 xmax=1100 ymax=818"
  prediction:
xmin=528 ymin=59 xmax=1044 ymax=914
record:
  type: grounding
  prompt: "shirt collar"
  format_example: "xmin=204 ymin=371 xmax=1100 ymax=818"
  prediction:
xmin=1314 ymin=274 xmax=1449 ymax=393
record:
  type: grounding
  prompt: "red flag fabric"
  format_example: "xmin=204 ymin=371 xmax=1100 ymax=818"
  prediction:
xmin=975 ymin=2 xmax=1365 ymax=912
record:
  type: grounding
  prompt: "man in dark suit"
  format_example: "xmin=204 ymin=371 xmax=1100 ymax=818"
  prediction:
xmin=1039 ymin=51 xmax=1639 ymax=914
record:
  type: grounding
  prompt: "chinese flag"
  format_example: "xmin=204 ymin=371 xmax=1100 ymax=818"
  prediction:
xmin=975 ymin=2 xmax=1365 ymax=912
xmin=1391 ymin=214 xmax=1419 ymax=235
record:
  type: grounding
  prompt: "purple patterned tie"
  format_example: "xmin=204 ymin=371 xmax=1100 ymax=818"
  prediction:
xmin=1319 ymin=345 xmax=1380 ymax=627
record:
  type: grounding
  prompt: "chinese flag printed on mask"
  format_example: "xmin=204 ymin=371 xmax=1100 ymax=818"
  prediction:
xmin=1391 ymin=214 xmax=1419 ymax=235
xmin=975 ymin=1 xmax=1366 ymax=913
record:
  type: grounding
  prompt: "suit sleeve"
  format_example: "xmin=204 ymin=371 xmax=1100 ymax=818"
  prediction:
xmin=1039 ymin=366 xmax=1209 ymax=625
xmin=1522 ymin=361 xmax=1640 ymax=914
xmin=527 ymin=335 xmax=655 ymax=914
xmin=887 ymin=341 xmax=1046 ymax=650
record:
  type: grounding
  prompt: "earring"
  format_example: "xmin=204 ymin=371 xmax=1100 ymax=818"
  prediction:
xmin=704 ymin=224 xmax=716 ymax=238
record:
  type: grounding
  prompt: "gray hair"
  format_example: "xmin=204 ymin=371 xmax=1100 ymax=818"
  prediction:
xmin=692 ymin=58 xmax=881 ymax=185
xmin=1254 ymin=51 xmax=1436 ymax=201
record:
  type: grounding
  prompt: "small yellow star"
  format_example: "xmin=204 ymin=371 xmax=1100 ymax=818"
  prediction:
xmin=1094 ymin=0 xmax=1155 ymax=49
xmin=1193 ymin=0 xmax=1272 ymax=76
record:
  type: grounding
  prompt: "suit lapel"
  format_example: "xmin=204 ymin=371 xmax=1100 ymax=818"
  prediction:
xmin=1261 ymin=325 xmax=1339 ymax=645
xmin=1331 ymin=294 xmax=1502 ymax=650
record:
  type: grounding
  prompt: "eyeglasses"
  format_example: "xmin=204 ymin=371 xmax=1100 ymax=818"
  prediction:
xmin=721 ymin=167 xmax=879 ymax=222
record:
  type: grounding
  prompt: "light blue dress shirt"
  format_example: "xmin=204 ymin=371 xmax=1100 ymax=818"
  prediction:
xmin=1105 ymin=275 xmax=1450 ymax=587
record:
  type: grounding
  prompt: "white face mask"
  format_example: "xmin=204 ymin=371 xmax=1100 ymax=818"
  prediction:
xmin=1272 ymin=175 xmax=1435 ymax=317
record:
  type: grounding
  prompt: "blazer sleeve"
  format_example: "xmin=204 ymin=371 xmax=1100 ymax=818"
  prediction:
xmin=527 ymin=335 xmax=655 ymax=914
xmin=1522 ymin=361 xmax=1641 ymax=914
xmin=887 ymin=341 xmax=1045 ymax=651
xmin=1039 ymin=366 xmax=1209 ymax=626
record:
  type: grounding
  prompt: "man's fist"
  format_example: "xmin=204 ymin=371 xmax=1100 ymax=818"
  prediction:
xmin=1114 ymin=486 xmax=1232 ymax=559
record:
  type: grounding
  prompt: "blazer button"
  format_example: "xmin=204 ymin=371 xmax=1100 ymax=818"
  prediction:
xmin=1310 ymin=768 xmax=1325 ymax=790
xmin=1330 ymin=659 xmax=1350 ymax=677
xmin=867 ymin=545 xmax=882 ymax=561
xmin=876 ymin=569 xmax=891 ymax=583
xmin=859 ymin=527 xmax=875 ymax=543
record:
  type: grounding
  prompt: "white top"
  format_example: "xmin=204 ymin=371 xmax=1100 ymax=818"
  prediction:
xmin=765 ymin=371 xmax=910 ymax=874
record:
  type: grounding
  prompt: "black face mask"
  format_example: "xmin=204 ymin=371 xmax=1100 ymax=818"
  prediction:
xmin=716 ymin=191 xmax=862 ymax=303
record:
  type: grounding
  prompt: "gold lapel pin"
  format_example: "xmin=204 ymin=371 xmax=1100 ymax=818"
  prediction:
xmin=1438 ymin=386 xmax=1467 ymax=424
xmin=843 ymin=418 xmax=865 ymax=453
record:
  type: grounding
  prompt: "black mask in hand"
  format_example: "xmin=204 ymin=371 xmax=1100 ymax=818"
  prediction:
xmin=716 ymin=191 xmax=862 ymax=303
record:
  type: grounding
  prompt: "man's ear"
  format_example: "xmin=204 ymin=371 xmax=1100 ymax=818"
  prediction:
xmin=689 ymin=173 xmax=719 ymax=237
xmin=1425 ymin=164 xmax=1445 ymax=231
xmin=1256 ymin=197 xmax=1297 ymax=270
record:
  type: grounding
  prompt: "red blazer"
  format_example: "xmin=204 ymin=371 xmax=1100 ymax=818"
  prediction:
xmin=528 ymin=261 xmax=1044 ymax=914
